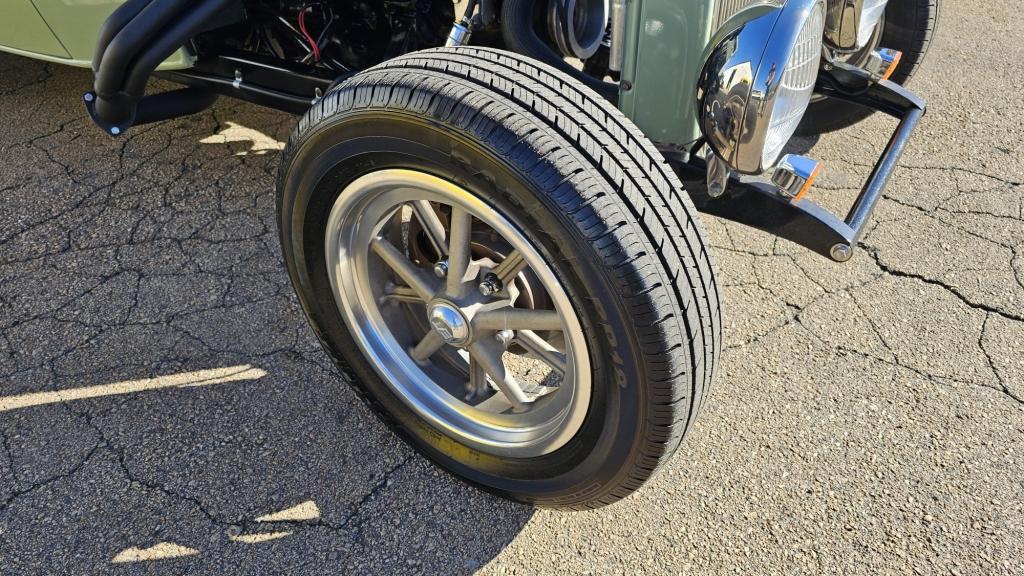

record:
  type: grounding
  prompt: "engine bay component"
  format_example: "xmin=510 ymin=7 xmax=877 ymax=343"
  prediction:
xmin=87 ymin=0 xmax=241 ymax=134
xmin=501 ymin=0 xmax=618 ymax=101
xmin=197 ymin=0 xmax=454 ymax=74
xmin=445 ymin=0 xmax=477 ymax=46
xmin=547 ymin=0 xmax=609 ymax=60
xmin=608 ymin=0 xmax=626 ymax=72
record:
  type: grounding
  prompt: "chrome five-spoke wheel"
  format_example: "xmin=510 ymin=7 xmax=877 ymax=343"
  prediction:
xmin=324 ymin=169 xmax=591 ymax=458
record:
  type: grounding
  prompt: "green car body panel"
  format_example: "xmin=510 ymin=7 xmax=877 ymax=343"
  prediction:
xmin=0 ymin=1 xmax=69 ymax=60
xmin=618 ymin=0 xmax=718 ymax=150
xmin=0 ymin=0 xmax=191 ymax=69
xmin=619 ymin=0 xmax=778 ymax=150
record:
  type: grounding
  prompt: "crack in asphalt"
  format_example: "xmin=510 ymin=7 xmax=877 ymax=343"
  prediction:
xmin=56 ymin=388 xmax=417 ymax=543
xmin=0 ymin=431 xmax=104 ymax=515
xmin=864 ymin=247 xmax=1024 ymax=324
xmin=0 ymin=426 xmax=16 ymax=492
xmin=715 ymin=219 xmax=1024 ymax=407
xmin=977 ymin=314 xmax=1023 ymax=405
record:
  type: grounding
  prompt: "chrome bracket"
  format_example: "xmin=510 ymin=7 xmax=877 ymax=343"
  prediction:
xmin=705 ymin=151 xmax=731 ymax=198
xmin=677 ymin=65 xmax=925 ymax=263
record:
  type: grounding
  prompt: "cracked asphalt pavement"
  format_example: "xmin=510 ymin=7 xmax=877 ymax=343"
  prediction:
xmin=0 ymin=0 xmax=1021 ymax=573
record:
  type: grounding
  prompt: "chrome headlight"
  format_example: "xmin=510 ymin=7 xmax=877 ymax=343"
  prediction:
xmin=824 ymin=0 xmax=888 ymax=51
xmin=698 ymin=0 xmax=826 ymax=174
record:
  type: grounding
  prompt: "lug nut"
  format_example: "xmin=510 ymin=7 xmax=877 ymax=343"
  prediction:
xmin=496 ymin=330 xmax=514 ymax=346
xmin=478 ymin=273 xmax=503 ymax=296
xmin=433 ymin=260 xmax=449 ymax=278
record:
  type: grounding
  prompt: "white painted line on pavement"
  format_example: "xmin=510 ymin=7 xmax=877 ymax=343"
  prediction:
xmin=229 ymin=531 xmax=293 ymax=544
xmin=112 ymin=542 xmax=199 ymax=563
xmin=0 ymin=365 xmax=266 ymax=412
xmin=256 ymin=500 xmax=321 ymax=523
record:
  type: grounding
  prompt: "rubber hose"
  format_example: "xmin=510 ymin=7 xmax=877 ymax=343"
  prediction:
xmin=500 ymin=0 xmax=617 ymax=103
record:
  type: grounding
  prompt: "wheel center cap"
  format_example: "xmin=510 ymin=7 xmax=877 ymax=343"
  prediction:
xmin=428 ymin=302 xmax=470 ymax=345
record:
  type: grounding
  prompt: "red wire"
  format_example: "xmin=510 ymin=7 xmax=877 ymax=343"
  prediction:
xmin=298 ymin=7 xmax=320 ymax=62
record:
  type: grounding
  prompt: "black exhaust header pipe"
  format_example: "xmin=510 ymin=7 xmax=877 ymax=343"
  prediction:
xmin=85 ymin=0 xmax=241 ymax=135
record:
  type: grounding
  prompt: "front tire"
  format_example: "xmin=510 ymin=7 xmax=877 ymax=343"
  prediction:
xmin=796 ymin=0 xmax=939 ymax=135
xmin=277 ymin=47 xmax=720 ymax=509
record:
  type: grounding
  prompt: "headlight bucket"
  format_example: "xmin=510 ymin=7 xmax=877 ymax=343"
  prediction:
xmin=824 ymin=0 xmax=888 ymax=52
xmin=697 ymin=0 xmax=826 ymax=175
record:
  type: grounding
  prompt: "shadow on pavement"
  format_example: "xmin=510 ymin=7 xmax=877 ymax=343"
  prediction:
xmin=0 ymin=53 xmax=532 ymax=575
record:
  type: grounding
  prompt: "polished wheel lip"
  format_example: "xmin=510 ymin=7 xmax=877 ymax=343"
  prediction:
xmin=324 ymin=168 xmax=591 ymax=458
